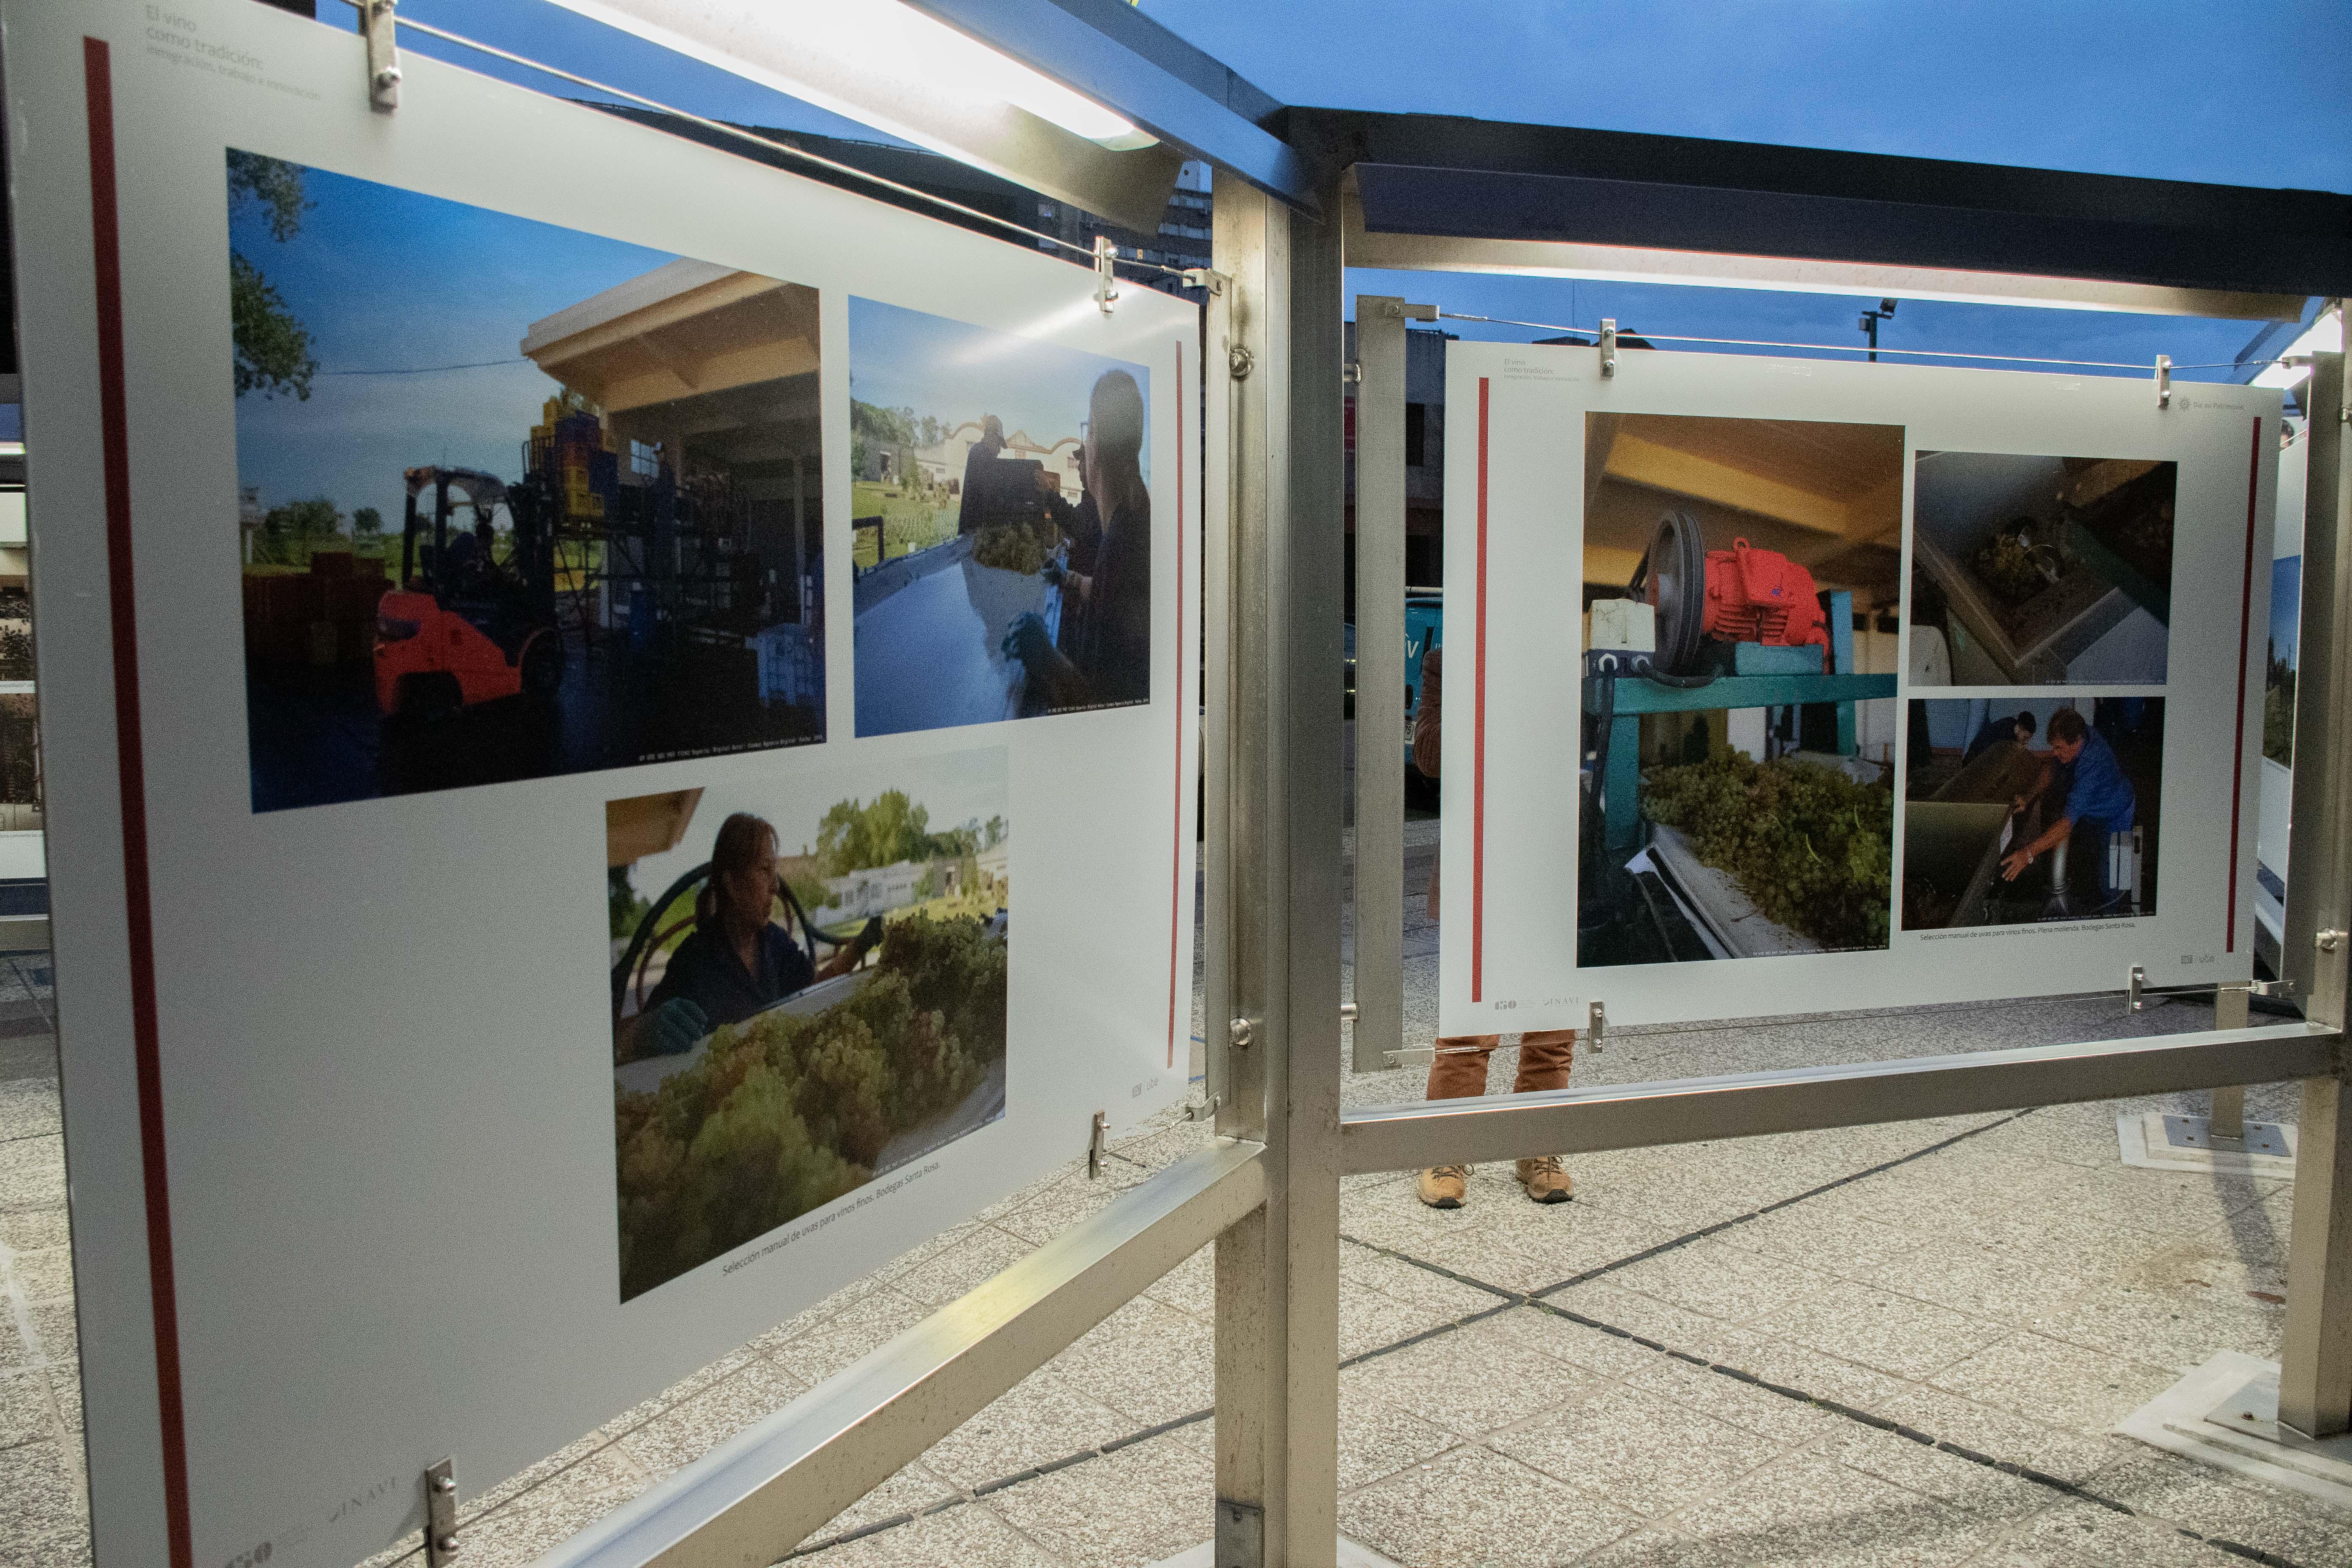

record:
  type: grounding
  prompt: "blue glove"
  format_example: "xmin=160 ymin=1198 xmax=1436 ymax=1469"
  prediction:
xmin=1001 ymin=611 xmax=1053 ymax=666
xmin=642 ymin=997 xmax=709 ymax=1056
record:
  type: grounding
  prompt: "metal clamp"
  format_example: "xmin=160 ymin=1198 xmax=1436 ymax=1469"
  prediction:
xmin=2249 ymin=978 xmax=2300 ymax=999
xmin=1182 ymin=1094 xmax=1221 ymax=1123
xmin=360 ymin=0 xmax=401 ymax=112
xmin=1342 ymin=361 xmax=1363 ymax=385
xmin=1586 ymin=1000 xmax=1606 ymax=1055
xmin=1179 ymin=266 xmax=1228 ymax=297
xmin=1383 ymin=1046 xmax=1434 ymax=1070
xmin=1341 ymin=1002 xmax=1360 ymax=1022
xmin=1228 ymin=1016 xmax=1255 ymax=1051
xmin=1599 ymin=317 xmax=1618 ymax=378
xmin=2155 ymin=354 xmax=2172 ymax=409
xmin=1092 ymin=236 xmax=1121 ymax=316
xmin=2320 ymin=929 xmax=2346 ymax=953
xmin=1227 ymin=343 xmax=1255 ymax=381
xmin=1086 ymin=1110 xmax=1108 ymax=1180
xmin=2127 ymin=964 xmax=2147 ymax=1014
xmin=423 ymin=1458 xmax=460 ymax=1565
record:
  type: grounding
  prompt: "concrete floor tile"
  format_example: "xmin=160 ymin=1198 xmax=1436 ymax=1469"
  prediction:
xmin=1710 ymin=1203 xmax=1920 ymax=1281
xmin=0 ymin=1367 xmax=54 ymax=1450
xmin=46 ymin=1367 xmax=81 ymax=1436
xmin=0 ymin=1441 xmax=86 ymax=1543
xmin=0 ymin=1134 xmax=64 ymax=1213
xmin=800 ymin=1499 xmax=1064 ymax=1567
xmin=1337 ymin=1444 xmax=1638 ymax=1568
xmin=10 ymin=1248 xmax=74 ymax=1305
xmin=1859 ymin=1242 xmax=2092 ymax=1327
xmin=1108 ymin=1121 xmax=1215 ymax=1173
xmin=2058 ymin=1165 xmax=2281 ymax=1235
xmin=1338 ymin=1278 xmax=1458 ymax=1361
xmin=1966 ymin=1204 xmax=2178 ymax=1281
xmin=1542 ymin=1278 xmax=1756 ymax=1362
xmin=1661 ymin=1449 xmax=1996 ymax=1567
xmin=1925 ymin=1332 xmax=2176 ymax=1437
xmin=1337 ymin=1323 xmax=1591 ymax=1437
xmin=2078 ymin=1446 xmax=2352 ymax=1567
xmin=1702 ymin=1336 xmax=1917 ymax=1414
xmin=23 ymin=1303 xmax=74 ymax=1369
xmin=983 ymin=1433 xmax=1212 ymax=1568
xmin=618 ymin=1358 xmax=807 ymax=1478
xmin=1337 ymin=1384 xmax=1458 ymax=1492
xmin=890 ymin=1224 xmax=1037 ymax=1307
xmin=1485 ymin=1307 xmax=1665 ymax=1383
xmin=1969 ymin=1499 xmax=2249 ymax=1567
xmin=607 ymin=1349 xmax=757 ymax=1435
xmin=1051 ymin=1297 xmax=1216 ymax=1428
xmin=1620 ymin=1353 xmax=1845 ymax=1448
xmin=767 ymin=1288 xmax=931 ymax=1385
xmin=1491 ymin=1380 xmax=1783 ymax=1518
xmin=1813 ymin=1425 xmax=2050 ymax=1522
xmin=1141 ymin=1244 xmax=1214 ymax=1318
xmin=795 ymin=1461 xmax=960 ymax=1550
xmin=2027 ymin=1282 xmax=2283 ymax=1372
xmin=0 ymin=1211 xmax=69 ymax=1251
xmin=1877 ymin=1387 xmax=2123 ymax=1486
xmin=1457 ymin=1203 xmax=1693 ymax=1292
xmin=1749 ymin=1278 xmax=2008 ymax=1380
xmin=996 ymin=1179 xmax=1127 ymax=1245
xmin=917 ymin=1368 xmax=1133 ymax=1489
xmin=1601 ymin=1238 xmax=1834 ymax=1326
xmin=0 ymin=1081 xmax=60 ymax=1143
xmin=1339 ymin=1178 xmax=1508 ymax=1254
xmin=1341 ymin=1241 xmax=1511 ymax=1320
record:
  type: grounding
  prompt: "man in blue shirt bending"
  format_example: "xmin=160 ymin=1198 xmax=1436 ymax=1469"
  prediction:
xmin=1998 ymin=707 xmax=2137 ymax=909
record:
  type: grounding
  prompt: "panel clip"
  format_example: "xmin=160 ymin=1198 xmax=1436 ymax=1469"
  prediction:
xmin=1086 ymin=1110 xmax=1108 ymax=1180
xmin=2127 ymin=964 xmax=2146 ymax=1014
xmin=1093 ymin=235 xmax=1121 ymax=315
xmin=423 ymin=1458 xmax=460 ymax=1566
xmin=1586 ymin=999 xmax=1606 ymax=1055
xmin=1599 ymin=318 xmax=1618 ymax=378
xmin=1183 ymin=1094 xmax=1221 ymax=1123
xmin=360 ymin=0 xmax=401 ymax=112
xmin=1180 ymin=267 xmax=1228 ymax=297
xmin=2154 ymin=354 xmax=2172 ymax=409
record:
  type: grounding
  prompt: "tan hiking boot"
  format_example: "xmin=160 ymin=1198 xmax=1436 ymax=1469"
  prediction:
xmin=1516 ymin=1155 xmax=1574 ymax=1203
xmin=1416 ymin=1165 xmax=1470 ymax=1209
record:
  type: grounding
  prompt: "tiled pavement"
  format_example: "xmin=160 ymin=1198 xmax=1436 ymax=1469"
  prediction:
xmin=5 ymin=862 xmax=2350 ymax=1566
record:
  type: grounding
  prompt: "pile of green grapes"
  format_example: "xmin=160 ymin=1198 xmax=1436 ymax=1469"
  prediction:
xmin=615 ymin=914 xmax=1007 ymax=1299
xmin=972 ymin=519 xmax=1062 ymax=576
xmin=1641 ymin=750 xmax=1894 ymax=952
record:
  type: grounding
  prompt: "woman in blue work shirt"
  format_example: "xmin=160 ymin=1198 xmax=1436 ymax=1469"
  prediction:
xmin=1998 ymin=707 xmax=2136 ymax=904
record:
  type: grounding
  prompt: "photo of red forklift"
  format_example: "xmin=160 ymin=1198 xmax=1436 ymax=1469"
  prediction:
xmin=373 ymin=465 xmax=564 ymax=721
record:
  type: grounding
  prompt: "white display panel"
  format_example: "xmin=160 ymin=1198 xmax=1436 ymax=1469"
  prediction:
xmin=1439 ymin=340 xmax=2278 ymax=1036
xmin=5 ymin=4 xmax=1199 ymax=1565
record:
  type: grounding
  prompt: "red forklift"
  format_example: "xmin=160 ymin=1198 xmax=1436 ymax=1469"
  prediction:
xmin=374 ymin=466 xmax=564 ymax=719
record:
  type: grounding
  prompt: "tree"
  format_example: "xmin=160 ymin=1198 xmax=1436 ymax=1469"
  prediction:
xmin=259 ymin=496 xmax=342 ymax=565
xmin=351 ymin=506 xmax=384 ymax=539
xmin=984 ymin=814 xmax=1005 ymax=849
xmin=816 ymin=789 xmax=933 ymax=876
xmin=226 ymin=151 xmax=317 ymax=401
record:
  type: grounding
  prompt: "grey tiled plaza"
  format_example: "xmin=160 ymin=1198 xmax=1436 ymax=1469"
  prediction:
xmin=5 ymin=855 xmax=2347 ymax=1568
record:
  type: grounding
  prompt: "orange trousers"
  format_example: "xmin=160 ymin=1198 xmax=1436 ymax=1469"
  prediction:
xmin=1424 ymin=1030 xmax=1577 ymax=1100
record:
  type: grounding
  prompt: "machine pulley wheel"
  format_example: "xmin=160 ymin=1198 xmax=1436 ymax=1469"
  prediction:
xmin=1639 ymin=509 xmax=1709 ymax=676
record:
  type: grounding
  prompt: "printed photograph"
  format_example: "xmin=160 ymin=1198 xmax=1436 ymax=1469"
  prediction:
xmin=1574 ymin=413 xmax=1901 ymax=965
xmin=606 ymin=749 xmax=1010 ymax=1300
xmin=230 ymin=152 xmax=825 ymax=812
xmin=1903 ymin=696 xmax=2162 ymax=928
xmin=848 ymin=297 xmax=1152 ymax=736
xmin=1908 ymin=452 xmax=2175 ymax=686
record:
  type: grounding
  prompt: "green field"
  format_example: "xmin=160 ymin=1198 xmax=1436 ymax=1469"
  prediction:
xmin=850 ymin=481 xmax=958 ymax=570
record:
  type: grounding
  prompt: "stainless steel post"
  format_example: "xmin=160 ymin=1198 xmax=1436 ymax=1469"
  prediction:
xmin=2211 ymin=988 xmax=2249 ymax=1141
xmin=1350 ymin=296 xmax=1407 ymax=1073
xmin=2281 ymin=344 xmax=2352 ymax=1441
xmin=1210 ymin=172 xmax=1347 ymax=1568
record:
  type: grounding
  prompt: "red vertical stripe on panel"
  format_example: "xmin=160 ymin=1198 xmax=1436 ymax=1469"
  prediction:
xmin=1472 ymin=379 xmax=1490 ymax=1001
xmin=2226 ymin=416 xmax=2263 ymax=953
xmin=84 ymin=36 xmax=195 ymax=1568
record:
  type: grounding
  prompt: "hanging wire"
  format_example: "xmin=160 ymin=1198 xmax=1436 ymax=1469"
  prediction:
xmin=1432 ymin=310 xmax=2308 ymax=376
xmin=333 ymin=0 xmax=1198 ymax=284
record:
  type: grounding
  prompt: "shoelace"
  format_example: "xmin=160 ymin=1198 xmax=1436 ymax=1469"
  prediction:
xmin=1520 ymin=1156 xmax=1564 ymax=1176
xmin=1430 ymin=1164 xmax=1469 ymax=1181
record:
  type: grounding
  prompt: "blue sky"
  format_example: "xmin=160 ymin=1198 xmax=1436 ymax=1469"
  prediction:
xmin=849 ymin=298 xmax=1151 ymax=478
xmin=229 ymin=155 xmax=679 ymax=528
xmin=387 ymin=1 xmax=2349 ymax=382
xmin=2273 ymin=555 xmax=2302 ymax=667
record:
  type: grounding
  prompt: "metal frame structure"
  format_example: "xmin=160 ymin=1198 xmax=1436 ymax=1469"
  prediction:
xmin=472 ymin=9 xmax=2352 ymax=1565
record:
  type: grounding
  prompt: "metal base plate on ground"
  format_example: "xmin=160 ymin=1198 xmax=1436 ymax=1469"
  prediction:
xmin=2115 ymin=1111 xmax=2297 ymax=1176
xmin=2118 ymin=1350 xmax=2352 ymax=1511
xmin=1148 ymin=1539 xmax=1404 ymax=1568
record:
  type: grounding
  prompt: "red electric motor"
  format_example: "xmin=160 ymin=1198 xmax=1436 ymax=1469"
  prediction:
xmin=1702 ymin=536 xmax=1829 ymax=652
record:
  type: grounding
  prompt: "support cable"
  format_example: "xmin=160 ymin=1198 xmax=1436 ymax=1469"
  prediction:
xmin=1431 ymin=309 xmax=2311 ymax=376
xmin=327 ymin=0 xmax=1197 ymax=284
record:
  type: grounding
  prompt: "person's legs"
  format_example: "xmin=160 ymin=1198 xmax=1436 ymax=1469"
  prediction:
xmin=1416 ymin=1035 xmax=1497 ymax=1208
xmin=1511 ymin=1030 xmax=1577 ymax=1202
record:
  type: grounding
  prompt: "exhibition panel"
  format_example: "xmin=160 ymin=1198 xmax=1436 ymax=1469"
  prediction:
xmin=1438 ymin=340 xmax=2280 ymax=1035
xmin=4 ymin=3 xmax=1199 ymax=1564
